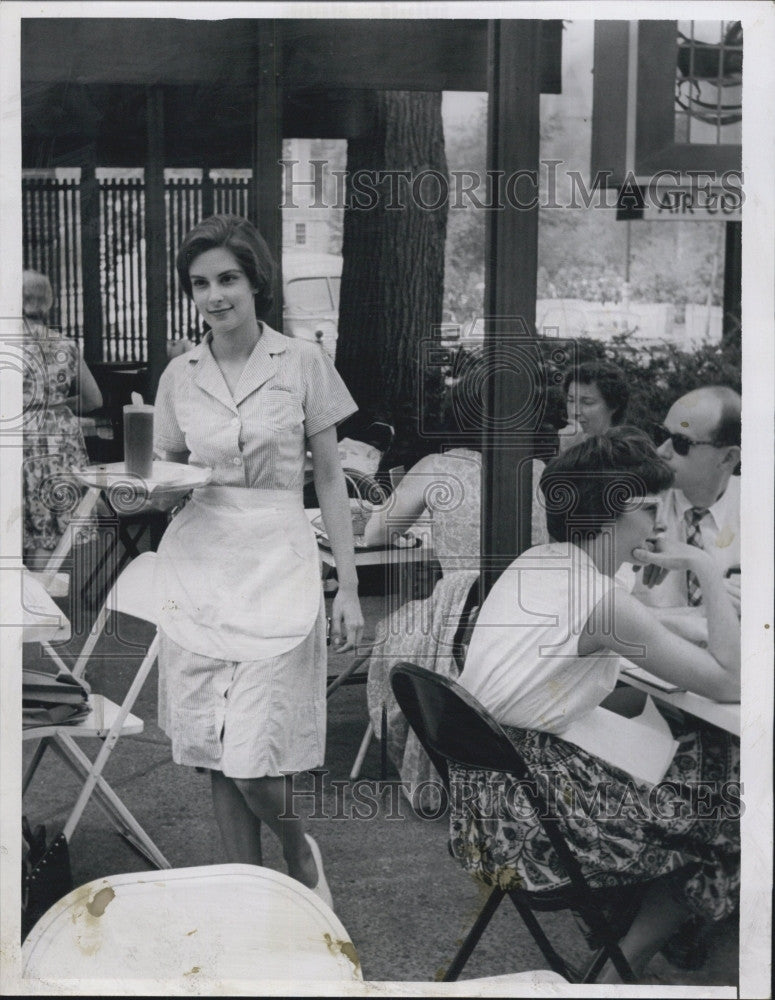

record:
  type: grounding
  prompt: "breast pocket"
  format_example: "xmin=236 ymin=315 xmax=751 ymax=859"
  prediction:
xmin=262 ymin=387 xmax=304 ymax=432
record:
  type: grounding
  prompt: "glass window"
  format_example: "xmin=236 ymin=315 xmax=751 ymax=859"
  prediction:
xmin=329 ymin=276 xmax=341 ymax=310
xmin=284 ymin=277 xmax=333 ymax=313
xmin=675 ymin=20 xmax=742 ymax=146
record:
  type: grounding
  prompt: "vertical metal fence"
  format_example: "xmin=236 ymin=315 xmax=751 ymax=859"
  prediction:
xmin=22 ymin=170 xmax=254 ymax=360
xmin=166 ymin=175 xmax=203 ymax=344
xmin=214 ymin=174 xmax=252 ymax=217
xmin=22 ymin=176 xmax=82 ymax=341
xmin=100 ymin=176 xmax=147 ymax=362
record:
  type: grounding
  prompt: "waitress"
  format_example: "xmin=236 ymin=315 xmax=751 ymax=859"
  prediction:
xmin=153 ymin=215 xmax=363 ymax=907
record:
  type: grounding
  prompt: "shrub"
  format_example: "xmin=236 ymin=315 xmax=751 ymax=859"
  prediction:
xmin=443 ymin=331 xmax=741 ymax=438
xmin=554 ymin=333 xmax=741 ymax=430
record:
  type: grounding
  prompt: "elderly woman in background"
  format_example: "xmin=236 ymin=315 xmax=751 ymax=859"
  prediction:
xmin=22 ymin=269 xmax=103 ymax=569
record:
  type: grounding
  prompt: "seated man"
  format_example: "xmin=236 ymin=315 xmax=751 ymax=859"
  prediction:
xmin=634 ymin=385 xmax=740 ymax=617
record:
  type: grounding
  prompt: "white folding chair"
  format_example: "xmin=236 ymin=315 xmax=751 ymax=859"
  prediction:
xmin=23 ymin=864 xmax=363 ymax=983
xmin=34 ymin=485 xmax=101 ymax=593
xmin=23 ymin=552 xmax=169 ymax=869
xmin=24 ymin=486 xmax=102 ymax=675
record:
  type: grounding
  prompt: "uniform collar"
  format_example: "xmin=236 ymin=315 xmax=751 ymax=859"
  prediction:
xmin=188 ymin=324 xmax=288 ymax=408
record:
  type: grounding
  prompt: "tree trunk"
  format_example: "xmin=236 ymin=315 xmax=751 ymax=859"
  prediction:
xmin=336 ymin=92 xmax=448 ymax=468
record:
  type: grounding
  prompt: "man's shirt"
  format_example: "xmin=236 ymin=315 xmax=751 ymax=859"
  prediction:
xmin=633 ymin=477 xmax=740 ymax=608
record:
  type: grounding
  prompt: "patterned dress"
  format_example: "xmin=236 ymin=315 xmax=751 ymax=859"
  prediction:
xmin=22 ymin=328 xmax=92 ymax=556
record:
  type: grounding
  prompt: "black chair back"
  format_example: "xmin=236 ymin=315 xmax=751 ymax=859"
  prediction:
xmin=389 ymin=662 xmax=641 ymax=984
xmin=390 ymin=662 xmax=531 ymax=789
xmin=390 ymin=663 xmax=621 ymax=909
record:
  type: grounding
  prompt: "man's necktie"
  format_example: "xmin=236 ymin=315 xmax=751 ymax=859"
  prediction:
xmin=685 ymin=507 xmax=708 ymax=606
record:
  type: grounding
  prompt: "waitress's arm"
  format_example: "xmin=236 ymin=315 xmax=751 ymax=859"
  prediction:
xmin=309 ymin=425 xmax=364 ymax=652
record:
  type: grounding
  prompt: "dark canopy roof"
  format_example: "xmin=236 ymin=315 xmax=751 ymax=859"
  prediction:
xmin=21 ymin=18 xmax=561 ymax=167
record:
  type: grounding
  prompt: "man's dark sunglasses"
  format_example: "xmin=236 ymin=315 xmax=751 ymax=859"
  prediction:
xmin=652 ymin=423 xmax=717 ymax=456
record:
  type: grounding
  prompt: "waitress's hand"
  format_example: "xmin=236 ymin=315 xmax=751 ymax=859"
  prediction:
xmin=330 ymin=587 xmax=364 ymax=653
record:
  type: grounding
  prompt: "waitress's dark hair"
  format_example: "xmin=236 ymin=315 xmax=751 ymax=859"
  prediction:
xmin=564 ymin=360 xmax=629 ymax=425
xmin=176 ymin=214 xmax=275 ymax=320
xmin=539 ymin=426 xmax=673 ymax=542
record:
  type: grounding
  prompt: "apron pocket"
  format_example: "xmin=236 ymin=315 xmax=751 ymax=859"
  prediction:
xmin=173 ymin=708 xmax=223 ymax=767
xmin=280 ymin=510 xmax=318 ymax=562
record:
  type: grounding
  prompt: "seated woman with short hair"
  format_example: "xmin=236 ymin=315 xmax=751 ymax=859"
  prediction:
xmin=452 ymin=429 xmax=740 ymax=983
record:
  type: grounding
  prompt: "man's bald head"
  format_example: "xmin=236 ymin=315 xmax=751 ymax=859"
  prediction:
xmin=675 ymin=386 xmax=740 ymax=448
xmin=658 ymin=386 xmax=741 ymax=507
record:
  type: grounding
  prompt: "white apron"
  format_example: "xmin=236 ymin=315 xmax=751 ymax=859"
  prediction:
xmin=155 ymin=486 xmax=321 ymax=661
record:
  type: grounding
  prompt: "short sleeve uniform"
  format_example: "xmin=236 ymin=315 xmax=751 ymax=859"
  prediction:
xmin=154 ymin=324 xmax=356 ymax=490
xmin=153 ymin=325 xmax=357 ymax=777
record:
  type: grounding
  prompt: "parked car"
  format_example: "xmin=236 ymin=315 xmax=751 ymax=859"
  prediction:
xmin=282 ymin=251 xmax=342 ymax=358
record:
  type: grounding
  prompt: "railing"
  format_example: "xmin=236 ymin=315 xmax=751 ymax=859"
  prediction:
xmin=100 ymin=176 xmax=146 ymax=362
xmin=22 ymin=170 xmax=254 ymax=361
xmin=22 ymin=176 xmax=82 ymax=341
xmin=166 ymin=175 xmax=202 ymax=346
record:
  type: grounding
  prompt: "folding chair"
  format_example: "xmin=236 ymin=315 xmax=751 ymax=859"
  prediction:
xmin=346 ymin=578 xmax=479 ymax=782
xmin=23 ymin=552 xmax=169 ymax=869
xmin=389 ymin=663 xmax=642 ymax=984
xmin=23 ymin=864 xmax=362 ymax=983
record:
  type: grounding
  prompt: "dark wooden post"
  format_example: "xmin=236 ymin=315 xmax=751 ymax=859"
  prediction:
xmin=201 ymin=168 xmax=215 ymax=218
xmin=79 ymin=150 xmax=103 ymax=365
xmin=722 ymin=220 xmax=742 ymax=351
xmin=252 ymin=22 xmax=284 ymax=333
xmin=145 ymin=86 xmax=168 ymax=398
xmin=481 ymin=20 xmax=542 ymax=597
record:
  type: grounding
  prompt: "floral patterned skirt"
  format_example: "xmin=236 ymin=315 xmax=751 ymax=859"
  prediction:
xmin=23 ymin=410 xmax=95 ymax=556
xmin=449 ymin=719 xmax=740 ymax=923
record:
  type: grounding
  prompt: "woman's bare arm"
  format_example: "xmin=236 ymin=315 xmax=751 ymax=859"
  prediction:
xmin=362 ymin=452 xmax=438 ymax=547
xmin=65 ymin=347 xmax=103 ymax=415
xmin=309 ymin=424 xmax=364 ymax=652
xmin=583 ymin=544 xmax=740 ymax=701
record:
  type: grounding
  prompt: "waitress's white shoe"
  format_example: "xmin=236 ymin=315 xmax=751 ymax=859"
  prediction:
xmin=305 ymin=834 xmax=334 ymax=910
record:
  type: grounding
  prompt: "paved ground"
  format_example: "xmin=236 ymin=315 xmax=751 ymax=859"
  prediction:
xmin=21 ymin=577 xmax=738 ymax=988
